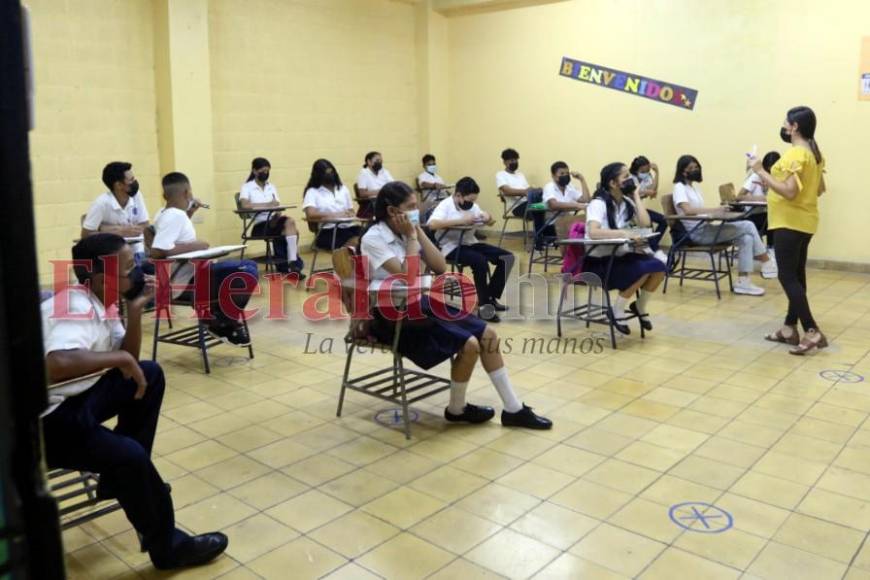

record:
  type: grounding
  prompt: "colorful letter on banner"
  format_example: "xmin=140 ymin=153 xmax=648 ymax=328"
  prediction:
xmin=559 ymin=56 xmax=698 ymax=110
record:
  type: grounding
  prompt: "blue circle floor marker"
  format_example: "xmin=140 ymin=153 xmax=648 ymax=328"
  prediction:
xmin=669 ymin=502 xmax=733 ymax=534
xmin=374 ymin=408 xmax=420 ymax=427
xmin=819 ymin=370 xmax=864 ymax=384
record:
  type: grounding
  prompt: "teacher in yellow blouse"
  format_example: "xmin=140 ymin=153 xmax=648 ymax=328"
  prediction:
xmin=749 ymin=106 xmax=827 ymax=355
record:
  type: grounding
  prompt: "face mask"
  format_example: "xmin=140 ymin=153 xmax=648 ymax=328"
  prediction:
xmin=619 ymin=179 xmax=637 ymax=195
xmin=372 ymin=161 xmax=383 ymax=173
xmin=257 ymin=171 xmax=269 ymax=182
xmin=637 ymin=172 xmax=651 ymax=181
xmin=426 ymin=164 xmax=438 ymax=174
xmin=405 ymin=209 xmax=420 ymax=226
xmin=687 ymin=169 xmax=703 ymax=182
xmin=557 ymin=174 xmax=571 ymax=187
xmin=780 ymin=127 xmax=792 ymax=144
xmin=458 ymin=199 xmax=474 ymax=211
xmin=323 ymin=172 xmax=336 ymax=186
xmin=123 ymin=266 xmax=146 ymax=300
xmin=127 ymin=180 xmax=140 ymax=196
xmin=507 ymin=161 xmax=518 ymax=172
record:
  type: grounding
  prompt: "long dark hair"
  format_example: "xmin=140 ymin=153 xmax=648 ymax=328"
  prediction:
xmin=787 ymin=106 xmax=823 ymax=163
xmin=303 ymin=159 xmax=343 ymax=197
xmin=593 ymin=162 xmax=635 ymax=230
xmin=246 ymin=157 xmax=270 ymax=182
xmin=673 ymin=154 xmax=701 ymax=184
xmin=629 ymin=156 xmax=650 ymax=176
xmin=373 ymin=181 xmax=413 ymax=223
xmin=363 ymin=151 xmax=380 ymax=169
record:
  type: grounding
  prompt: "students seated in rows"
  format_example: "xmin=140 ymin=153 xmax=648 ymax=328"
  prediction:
xmin=629 ymin=156 xmax=668 ymax=264
xmin=302 ymin=159 xmax=362 ymax=250
xmin=586 ymin=163 xmax=667 ymax=335
xmin=82 ymin=161 xmax=150 ymax=257
xmin=428 ymin=177 xmax=514 ymax=322
xmin=150 ymin=172 xmax=258 ymax=346
xmin=360 ymin=181 xmax=551 ymax=429
xmin=238 ymin=157 xmax=304 ymax=276
xmin=417 ymin=153 xmax=448 ymax=195
xmin=738 ymin=150 xmax=780 ymax=258
xmin=42 ymin=234 xmax=228 ymax=570
xmin=356 ymin=151 xmax=394 ymax=218
xmin=672 ymin=155 xmax=776 ymax=295
xmin=542 ymin=161 xmax=590 ymax=242
xmin=496 ymin=148 xmax=546 ymax=239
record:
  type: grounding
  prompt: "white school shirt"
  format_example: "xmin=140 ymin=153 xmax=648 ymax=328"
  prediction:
xmin=428 ymin=197 xmax=484 ymax=257
xmin=361 ymin=221 xmax=421 ymax=283
xmin=542 ymin=180 xmax=583 ymax=206
xmin=239 ymin=180 xmax=280 ymax=225
xmin=741 ymin=171 xmax=766 ymax=197
xmin=41 ymin=288 xmax=125 ymax=416
xmin=495 ymin=170 xmax=530 ymax=202
xmin=672 ymin=182 xmax=706 ymax=231
xmin=417 ymin=171 xmax=445 ymax=187
xmin=302 ymin=185 xmax=354 ymax=229
xmin=151 ymin=207 xmax=197 ymax=251
xmin=585 ymin=196 xmax=636 ymax=258
xmin=82 ymin=192 xmax=150 ymax=253
xmin=357 ymin=167 xmax=394 ymax=192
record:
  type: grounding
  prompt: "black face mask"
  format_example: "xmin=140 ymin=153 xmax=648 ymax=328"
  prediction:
xmin=323 ymin=172 xmax=336 ymax=186
xmin=458 ymin=199 xmax=474 ymax=211
xmin=619 ymin=179 xmax=637 ymax=195
xmin=372 ymin=161 xmax=383 ymax=173
xmin=557 ymin=174 xmax=571 ymax=187
xmin=780 ymin=127 xmax=792 ymax=144
xmin=257 ymin=171 xmax=269 ymax=182
xmin=123 ymin=266 xmax=146 ymax=301
xmin=507 ymin=161 xmax=518 ymax=172
xmin=687 ymin=169 xmax=703 ymax=182
xmin=127 ymin=180 xmax=140 ymax=196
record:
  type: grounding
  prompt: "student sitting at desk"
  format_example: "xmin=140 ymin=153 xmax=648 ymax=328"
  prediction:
xmin=238 ymin=157 xmax=303 ymax=276
xmin=42 ymin=234 xmax=228 ymax=570
xmin=361 ymin=181 xmax=551 ymax=429
xmin=302 ymin=159 xmax=362 ymax=249
xmin=672 ymin=155 xmax=776 ymax=295
xmin=427 ymin=177 xmax=514 ymax=322
xmin=417 ymin=153 xmax=448 ymax=195
xmin=82 ymin=161 xmax=150 ymax=257
xmin=150 ymin=172 xmax=258 ymax=347
xmin=496 ymin=148 xmax=546 ymax=243
xmin=629 ymin=156 xmax=668 ymax=264
xmin=542 ymin=161 xmax=590 ymax=241
xmin=737 ymin=150 xmax=780 ymax=257
xmin=356 ymin=151 xmax=395 ymax=218
xmin=585 ymin=163 xmax=667 ymax=335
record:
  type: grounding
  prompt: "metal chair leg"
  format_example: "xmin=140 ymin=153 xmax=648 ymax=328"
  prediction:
xmin=337 ymin=341 xmax=354 ymax=417
xmin=710 ymin=252 xmax=721 ymax=300
xmin=198 ymin=322 xmax=211 ymax=374
xmin=498 ymin=217 xmax=509 ymax=248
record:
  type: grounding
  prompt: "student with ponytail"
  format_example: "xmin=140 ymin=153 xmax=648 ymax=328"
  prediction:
xmin=749 ymin=106 xmax=828 ymax=355
xmin=585 ymin=163 xmax=667 ymax=335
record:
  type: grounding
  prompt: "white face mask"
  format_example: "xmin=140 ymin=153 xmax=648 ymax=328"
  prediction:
xmin=405 ymin=209 xmax=420 ymax=226
xmin=426 ymin=164 xmax=438 ymax=174
xmin=638 ymin=172 xmax=651 ymax=181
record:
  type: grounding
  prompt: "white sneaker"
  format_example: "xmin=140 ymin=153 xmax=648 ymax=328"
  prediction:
xmin=653 ymin=249 xmax=668 ymax=264
xmin=733 ymin=278 xmax=765 ymax=296
xmin=760 ymin=259 xmax=778 ymax=279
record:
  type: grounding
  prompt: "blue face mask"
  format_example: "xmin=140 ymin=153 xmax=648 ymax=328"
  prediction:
xmin=405 ymin=209 xmax=420 ymax=226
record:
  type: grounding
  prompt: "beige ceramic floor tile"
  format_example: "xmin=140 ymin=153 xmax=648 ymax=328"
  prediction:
xmin=693 ymin=436 xmax=767 ymax=469
xmin=466 ymin=528 xmax=561 ymax=579
xmin=638 ymin=547 xmax=740 ymax=580
xmin=453 ymin=448 xmax=525 ymax=480
xmin=670 ymin=455 xmax=746 ymax=490
xmin=753 ymin=450 xmax=828 ymax=486
xmin=816 ymin=466 xmax=870 ymax=502
xmin=248 ymin=537 xmax=346 ymax=579
xmin=674 ymin=527 xmax=767 ymax=570
xmin=798 ymin=486 xmax=870 ymax=531
xmin=322 ymin=563 xmax=384 ymax=580
xmin=320 ymin=469 xmax=399 ymax=507
xmin=356 ymin=532 xmax=454 ymax=580
xmin=167 ymin=473 xmax=221 ymax=509
xmin=582 ymin=459 xmax=660 ymax=495
xmin=223 ymin=513 xmax=300 ymax=563
xmin=730 ymin=471 xmax=810 ymax=510
xmin=165 ymin=440 xmax=238 ymax=472
xmin=65 ymin=543 xmax=132 ymax=580
xmin=412 ymin=506 xmax=502 ymax=554
xmin=550 ymin=479 xmax=633 ymax=520
xmin=747 ymin=541 xmax=847 ymax=580
xmin=640 ymin=475 xmax=721 ymax=507
xmin=289 ymin=454 xmax=357 ymax=487
xmin=228 ymin=471 xmax=308 ymax=510
xmin=569 ymin=523 xmax=666 ymax=577
xmin=175 ymin=492 xmax=258 ymax=535
xmin=530 ymin=444 xmax=606 ymax=477
xmin=215 ymin=424 xmax=285 ymax=453
xmin=485 ymin=431 xmax=556 ymax=461
xmin=615 ymin=440 xmax=686 ymax=472
xmin=309 ymin=510 xmax=400 ymax=559
xmin=534 ymin=552 xmax=629 ymax=579
xmin=244 ymin=437 xmax=317 ymax=469
xmin=265 ymin=489 xmax=353 ymax=533
xmin=716 ymin=493 xmax=790 ymax=539
xmin=608 ymin=498 xmax=683 ymax=544
xmin=409 ymin=465 xmax=488 ymax=503
xmin=773 ymin=513 xmax=865 ymax=563
xmin=361 ymin=486 xmax=446 ymax=529
xmin=327 ymin=436 xmax=399 ymax=467
xmin=194 ymin=454 xmax=271 ymax=490
xmin=456 ymin=483 xmax=541 ymax=526
xmin=496 ymin=463 xmax=574 ymax=500
xmin=509 ymin=501 xmax=598 ymax=550
xmin=427 ymin=558 xmax=506 ymax=579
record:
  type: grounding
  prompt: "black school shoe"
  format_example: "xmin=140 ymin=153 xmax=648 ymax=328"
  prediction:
xmin=151 ymin=532 xmax=229 ymax=570
xmin=207 ymin=322 xmax=251 ymax=347
xmin=606 ymin=307 xmax=631 ymax=336
xmin=501 ymin=404 xmax=552 ymax=430
xmin=490 ymin=299 xmax=508 ymax=312
xmin=628 ymin=302 xmax=653 ymax=331
xmin=444 ymin=403 xmax=496 ymax=424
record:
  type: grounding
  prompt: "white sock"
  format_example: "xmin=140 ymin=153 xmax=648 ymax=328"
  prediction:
xmin=613 ymin=294 xmax=629 ymax=319
xmin=448 ymin=380 xmax=468 ymax=415
xmin=488 ymin=367 xmax=522 ymax=413
xmin=636 ymin=289 xmax=653 ymax=315
xmin=285 ymin=236 xmax=298 ymax=262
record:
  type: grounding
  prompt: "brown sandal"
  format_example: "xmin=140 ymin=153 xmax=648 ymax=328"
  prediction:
xmin=789 ymin=330 xmax=828 ymax=356
xmin=765 ymin=326 xmax=799 ymax=346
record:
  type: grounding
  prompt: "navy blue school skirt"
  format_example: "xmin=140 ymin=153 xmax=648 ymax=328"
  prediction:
xmin=583 ymin=252 xmax=666 ymax=291
xmin=371 ymin=295 xmax=487 ymax=370
xmin=315 ymin=225 xmax=362 ymax=250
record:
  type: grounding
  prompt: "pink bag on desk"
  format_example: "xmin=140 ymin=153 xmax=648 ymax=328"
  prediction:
xmin=561 ymin=221 xmax=586 ymax=280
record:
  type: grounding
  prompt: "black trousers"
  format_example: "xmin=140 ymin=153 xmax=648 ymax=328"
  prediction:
xmin=42 ymin=362 xmax=185 ymax=561
xmin=647 ymin=210 xmax=668 ymax=252
xmin=446 ymin=243 xmax=515 ymax=305
xmin=773 ymin=228 xmax=817 ymax=331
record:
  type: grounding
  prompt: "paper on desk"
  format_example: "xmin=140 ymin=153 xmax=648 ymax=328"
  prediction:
xmin=171 ymin=244 xmax=246 ymax=260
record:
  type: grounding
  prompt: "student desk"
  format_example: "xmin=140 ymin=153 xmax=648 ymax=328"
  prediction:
xmin=306 ymin=216 xmax=366 ymax=282
xmin=556 ymin=235 xmax=657 ymax=349
xmin=233 ymin=205 xmax=297 ymax=271
xmin=526 ymin=206 xmax=585 ymax=274
xmin=432 ymin=223 xmax=479 ymax=307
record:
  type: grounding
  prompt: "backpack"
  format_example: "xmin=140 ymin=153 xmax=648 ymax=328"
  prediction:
xmin=561 ymin=221 xmax=586 ymax=280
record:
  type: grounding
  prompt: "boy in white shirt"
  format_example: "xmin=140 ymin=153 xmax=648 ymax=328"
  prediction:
xmin=356 ymin=151 xmax=395 ymax=219
xmin=82 ymin=161 xmax=150 ymax=256
xmin=417 ymin=153 xmax=448 ymax=196
xmin=542 ymin=161 xmax=590 ymax=243
xmin=428 ymin=177 xmax=514 ymax=322
xmin=150 ymin=172 xmax=259 ymax=346
xmin=496 ymin=148 xmax=545 ymax=240
xmin=42 ymin=234 xmax=228 ymax=569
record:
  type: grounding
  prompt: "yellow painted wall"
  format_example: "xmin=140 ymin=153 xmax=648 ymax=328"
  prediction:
xmin=28 ymin=0 xmax=161 ymax=283
xmin=444 ymin=0 xmax=870 ymax=263
xmin=208 ymin=0 xmax=421 ymax=245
